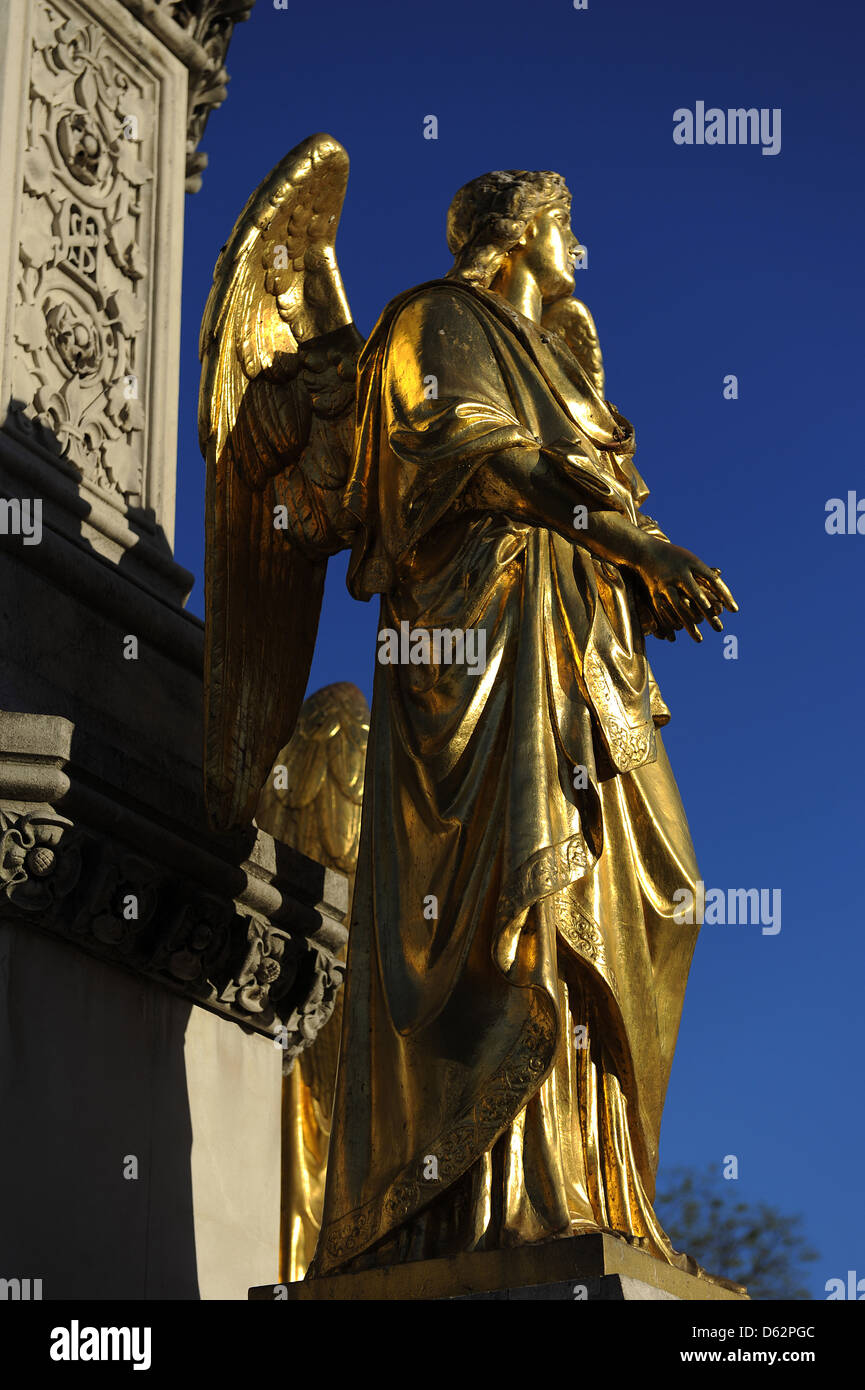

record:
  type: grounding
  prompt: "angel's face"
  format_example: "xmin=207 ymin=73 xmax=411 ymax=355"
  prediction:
xmin=516 ymin=198 xmax=582 ymax=303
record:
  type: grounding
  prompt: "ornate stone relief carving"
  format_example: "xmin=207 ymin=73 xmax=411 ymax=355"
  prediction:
xmin=0 ymin=802 xmax=344 ymax=1050
xmin=274 ymin=942 xmax=345 ymax=1068
xmin=9 ymin=1 xmax=153 ymax=504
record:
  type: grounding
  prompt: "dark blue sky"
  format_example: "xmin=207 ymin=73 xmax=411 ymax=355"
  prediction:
xmin=176 ymin=0 xmax=864 ymax=1296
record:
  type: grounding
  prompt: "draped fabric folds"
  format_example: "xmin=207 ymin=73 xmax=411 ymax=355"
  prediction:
xmin=308 ymin=281 xmax=701 ymax=1278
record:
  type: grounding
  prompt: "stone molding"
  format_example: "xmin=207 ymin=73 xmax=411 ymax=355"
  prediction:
xmin=117 ymin=0 xmax=256 ymax=193
xmin=0 ymin=0 xmax=188 ymax=551
xmin=0 ymin=712 xmax=348 ymax=1054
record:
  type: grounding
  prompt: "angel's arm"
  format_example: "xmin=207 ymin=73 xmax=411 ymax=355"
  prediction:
xmin=473 ymin=447 xmax=736 ymax=639
xmin=462 ymin=442 xmax=662 ymax=565
xmin=535 ymin=300 xmax=738 ymax=636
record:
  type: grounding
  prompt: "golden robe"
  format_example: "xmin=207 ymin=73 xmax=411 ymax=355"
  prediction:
xmin=308 ymin=280 xmax=701 ymax=1277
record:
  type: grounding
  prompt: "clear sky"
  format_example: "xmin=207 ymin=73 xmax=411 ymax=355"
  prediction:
xmin=175 ymin=0 xmax=864 ymax=1297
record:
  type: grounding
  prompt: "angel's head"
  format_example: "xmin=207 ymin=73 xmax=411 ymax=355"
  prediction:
xmin=446 ymin=169 xmax=581 ymax=303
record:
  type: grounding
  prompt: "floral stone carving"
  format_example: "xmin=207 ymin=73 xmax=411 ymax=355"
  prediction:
xmin=8 ymin=1 xmax=153 ymax=501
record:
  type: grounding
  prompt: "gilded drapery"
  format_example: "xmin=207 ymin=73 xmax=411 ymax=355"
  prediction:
xmin=308 ymin=281 xmax=701 ymax=1277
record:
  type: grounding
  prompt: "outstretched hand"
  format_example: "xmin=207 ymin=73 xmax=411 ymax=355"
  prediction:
xmin=634 ymin=537 xmax=738 ymax=643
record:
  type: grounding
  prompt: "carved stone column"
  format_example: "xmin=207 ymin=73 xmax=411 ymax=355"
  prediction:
xmin=0 ymin=0 xmax=346 ymax=1299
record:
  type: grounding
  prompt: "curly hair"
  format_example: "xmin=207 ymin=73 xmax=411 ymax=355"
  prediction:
xmin=445 ymin=169 xmax=571 ymax=289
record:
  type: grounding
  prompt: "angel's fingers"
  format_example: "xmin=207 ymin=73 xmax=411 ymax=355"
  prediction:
xmin=719 ymin=582 xmax=738 ymax=613
xmin=655 ymin=594 xmax=684 ymax=631
xmin=697 ymin=569 xmax=738 ymax=613
xmin=675 ymin=588 xmax=710 ymax=630
xmin=693 ymin=580 xmax=724 ymax=615
xmin=650 ymin=615 xmax=675 ymax=641
xmin=686 ymin=596 xmax=721 ymax=632
xmin=667 ymin=592 xmax=703 ymax=642
xmin=681 ymin=574 xmax=715 ymax=615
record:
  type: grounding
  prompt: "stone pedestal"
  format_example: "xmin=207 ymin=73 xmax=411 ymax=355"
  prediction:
xmin=0 ymin=920 xmax=282 ymax=1299
xmin=455 ymin=1276 xmax=680 ymax=1301
xmin=251 ymin=1233 xmax=749 ymax=1302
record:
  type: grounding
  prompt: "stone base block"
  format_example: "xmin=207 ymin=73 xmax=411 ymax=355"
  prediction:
xmin=250 ymin=1233 xmax=749 ymax=1302
xmin=453 ymin=1274 xmax=680 ymax=1300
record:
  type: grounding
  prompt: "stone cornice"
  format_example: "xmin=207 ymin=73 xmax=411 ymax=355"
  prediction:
xmin=0 ymin=711 xmax=348 ymax=1057
xmin=117 ymin=0 xmax=256 ymax=192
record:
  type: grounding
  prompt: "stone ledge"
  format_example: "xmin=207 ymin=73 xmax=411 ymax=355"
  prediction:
xmin=0 ymin=711 xmax=348 ymax=1053
xmin=250 ymin=1233 xmax=749 ymax=1302
xmin=451 ymin=1274 xmax=680 ymax=1300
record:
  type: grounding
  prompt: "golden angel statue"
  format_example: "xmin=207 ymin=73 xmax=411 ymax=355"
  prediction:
xmin=199 ymin=134 xmax=739 ymax=1288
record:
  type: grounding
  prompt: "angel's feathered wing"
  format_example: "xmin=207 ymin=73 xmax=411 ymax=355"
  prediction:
xmin=541 ymin=294 xmax=605 ymax=396
xmin=256 ymin=681 xmax=368 ymax=884
xmin=199 ymin=134 xmax=363 ymax=832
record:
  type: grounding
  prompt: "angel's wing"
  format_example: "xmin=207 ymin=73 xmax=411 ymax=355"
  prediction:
xmin=541 ymin=295 xmax=605 ymax=397
xmin=199 ymin=133 xmax=364 ymax=832
xmin=255 ymin=681 xmax=369 ymax=883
